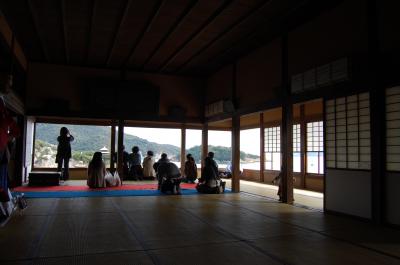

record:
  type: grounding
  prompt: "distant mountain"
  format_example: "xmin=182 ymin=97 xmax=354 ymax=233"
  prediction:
xmin=185 ymin=145 xmax=259 ymax=164
xmin=35 ymin=123 xmax=180 ymax=159
xmin=35 ymin=123 xmax=259 ymax=165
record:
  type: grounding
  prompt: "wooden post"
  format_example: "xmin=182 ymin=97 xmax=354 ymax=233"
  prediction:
xmin=110 ymin=121 xmax=116 ymax=171
xmin=117 ymin=119 xmax=124 ymax=182
xmin=300 ymin=104 xmax=306 ymax=189
xmin=181 ymin=126 xmax=186 ymax=176
xmin=368 ymin=0 xmax=384 ymax=224
xmin=281 ymin=33 xmax=294 ymax=204
xmin=201 ymin=123 xmax=208 ymax=168
xmin=231 ymin=115 xmax=240 ymax=192
xmin=260 ymin=113 xmax=265 ymax=183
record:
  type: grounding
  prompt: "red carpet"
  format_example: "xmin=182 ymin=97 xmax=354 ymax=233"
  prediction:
xmin=13 ymin=183 xmax=197 ymax=192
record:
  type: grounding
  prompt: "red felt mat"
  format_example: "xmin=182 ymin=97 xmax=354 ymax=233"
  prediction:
xmin=13 ymin=183 xmax=197 ymax=192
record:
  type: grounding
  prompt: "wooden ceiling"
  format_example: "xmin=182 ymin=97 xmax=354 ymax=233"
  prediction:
xmin=0 ymin=0 xmax=341 ymax=76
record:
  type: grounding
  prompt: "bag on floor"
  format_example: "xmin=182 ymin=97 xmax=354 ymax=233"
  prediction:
xmin=105 ymin=171 xmax=121 ymax=187
xmin=15 ymin=193 xmax=28 ymax=210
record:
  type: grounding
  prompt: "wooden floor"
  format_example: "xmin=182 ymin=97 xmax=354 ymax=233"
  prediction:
xmin=1 ymin=192 xmax=400 ymax=264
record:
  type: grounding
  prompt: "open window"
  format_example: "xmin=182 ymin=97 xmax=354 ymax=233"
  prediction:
xmin=33 ymin=123 xmax=112 ymax=169
xmin=123 ymin=127 xmax=182 ymax=168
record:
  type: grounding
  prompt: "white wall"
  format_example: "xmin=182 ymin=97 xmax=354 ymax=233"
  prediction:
xmin=386 ymin=172 xmax=400 ymax=225
xmin=326 ymin=169 xmax=371 ymax=219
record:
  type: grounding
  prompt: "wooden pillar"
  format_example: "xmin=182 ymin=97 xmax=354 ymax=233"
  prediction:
xmin=110 ymin=121 xmax=116 ymax=171
xmin=201 ymin=123 xmax=208 ymax=168
xmin=117 ymin=119 xmax=124 ymax=182
xmin=281 ymin=33 xmax=294 ymax=204
xmin=31 ymin=122 xmax=37 ymax=172
xmin=22 ymin=116 xmax=28 ymax=184
xmin=300 ymin=104 xmax=307 ymax=189
xmin=231 ymin=115 xmax=240 ymax=192
xmin=368 ymin=0 xmax=384 ymax=224
xmin=181 ymin=126 xmax=186 ymax=175
xmin=260 ymin=113 xmax=265 ymax=183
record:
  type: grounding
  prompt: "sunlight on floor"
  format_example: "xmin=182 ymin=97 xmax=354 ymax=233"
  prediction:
xmin=223 ymin=179 xmax=324 ymax=211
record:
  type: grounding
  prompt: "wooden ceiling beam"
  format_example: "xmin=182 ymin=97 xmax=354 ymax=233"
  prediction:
xmin=140 ymin=0 xmax=198 ymax=70
xmin=176 ymin=0 xmax=272 ymax=74
xmin=27 ymin=0 xmax=50 ymax=62
xmin=85 ymin=0 xmax=97 ymax=64
xmin=123 ymin=0 xmax=164 ymax=68
xmin=0 ymin=12 xmax=28 ymax=70
xmin=61 ymin=0 xmax=69 ymax=64
xmin=106 ymin=0 xmax=132 ymax=66
xmin=157 ymin=0 xmax=233 ymax=73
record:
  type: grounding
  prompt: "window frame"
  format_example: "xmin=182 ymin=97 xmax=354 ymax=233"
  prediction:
xmin=306 ymin=121 xmax=324 ymax=174
xmin=293 ymin=123 xmax=301 ymax=173
xmin=32 ymin=121 xmax=113 ymax=170
xmin=264 ymin=126 xmax=281 ymax=171
xmin=325 ymin=93 xmax=371 ymax=171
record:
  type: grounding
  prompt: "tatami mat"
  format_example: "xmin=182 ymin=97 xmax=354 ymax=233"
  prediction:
xmin=37 ymin=213 xmax=144 ymax=258
xmin=251 ymin=233 xmax=399 ymax=265
xmin=1 ymin=193 xmax=399 ymax=265
xmin=149 ymin=241 xmax=283 ymax=265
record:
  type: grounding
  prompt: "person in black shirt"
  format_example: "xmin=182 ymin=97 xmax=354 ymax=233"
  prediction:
xmin=56 ymin=127 xmax=74 ymax=181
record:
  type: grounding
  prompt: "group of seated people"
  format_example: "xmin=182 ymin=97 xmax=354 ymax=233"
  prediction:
xmin=122 ymin=146 xmax=157 ymax=181
xmin=87 ymin=146 xmax=225 ymax=194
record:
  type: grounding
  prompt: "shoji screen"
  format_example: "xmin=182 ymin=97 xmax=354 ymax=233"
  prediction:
xmin=325 ymin=92 xmax=371 ymax=170
xmin=386 ymin=87 xmax=400 ymax=171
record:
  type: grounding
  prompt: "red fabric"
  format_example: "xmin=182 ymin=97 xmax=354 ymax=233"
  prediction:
xmin=0 ymin=99 xmax=20 ymax=152
xmin=13 ymin=183 xmax=196 ymax=192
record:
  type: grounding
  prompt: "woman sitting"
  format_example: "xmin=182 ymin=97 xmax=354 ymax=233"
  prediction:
xmin=196 ymin=157 xmax=225 ymax=194
xmin=142 ymin=150 xmax=156 ymax=180
xmin=128 ymin=146 xmax=143 ymax=180
xmin=87 ymin=152 xmax=106 ymax=188
xmin=184 ymin=154 xmax=197 ymax=183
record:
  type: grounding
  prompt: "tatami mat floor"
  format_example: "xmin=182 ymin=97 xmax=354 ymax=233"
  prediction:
xmin=1 ymin=193 xmax=399 ymax=265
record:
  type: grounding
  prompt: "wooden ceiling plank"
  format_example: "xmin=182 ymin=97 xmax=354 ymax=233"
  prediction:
xmin=106 ymin=0 xmax=132 ymax=66
xmin=123 ymin=0 xmax=165 ymax=68
xmin=85 ymin=0 xmax=97 ymax=64
xmin=203 ymin=0 xmax=308 ymax=74
xmin=157 ymin=0 xmax=233 ymax=73
xmin=140 ymin=0 xmax=198 ymax=70
xmin=176 ymin=0 xmax=271 ymax=74
xmin=27 ymin=0 xmax=50 ymax=62
xmin=61 ymin=0 xmax=69 ymax=64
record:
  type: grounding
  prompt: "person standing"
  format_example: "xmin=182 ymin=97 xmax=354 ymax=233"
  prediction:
xmin=56 ymin=127 xmax=74 ymax=181
xmin=0 ymin=97 xmax=20 ymax=213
